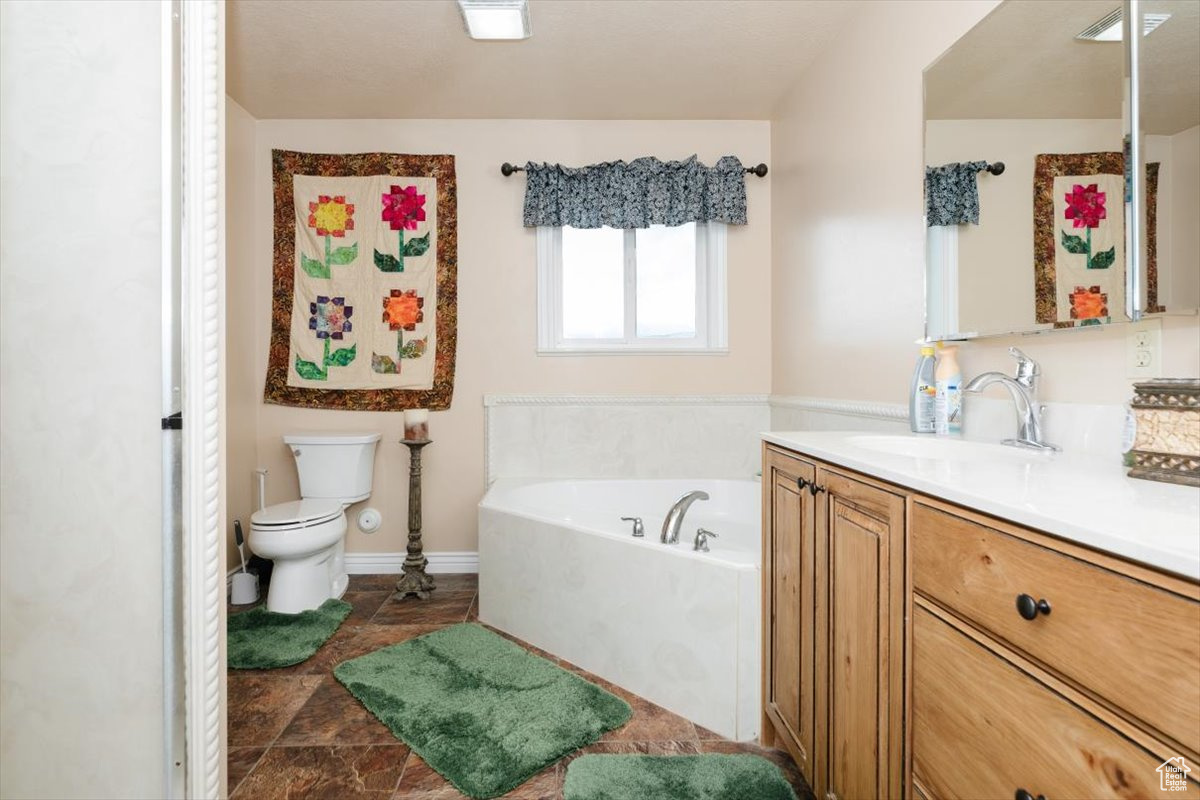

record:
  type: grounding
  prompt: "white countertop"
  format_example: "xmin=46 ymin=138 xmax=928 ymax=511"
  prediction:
xmin=763 ymin=431 xmax=1200 ymax=581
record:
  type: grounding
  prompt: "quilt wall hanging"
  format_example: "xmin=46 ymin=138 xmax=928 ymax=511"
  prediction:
xmin=265 ymin=150 xmax=457 ymax=410
xmin=1033 ymin=152 xmax=1160 ymax=328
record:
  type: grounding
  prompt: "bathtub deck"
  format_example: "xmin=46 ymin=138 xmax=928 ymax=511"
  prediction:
xmin=227 ymin=573 xmax=813 ymax=800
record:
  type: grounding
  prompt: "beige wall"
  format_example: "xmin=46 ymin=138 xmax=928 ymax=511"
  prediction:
xmin=926 ymin=118 xmax=1123 ymax=335
xmin=227 ymin=98 xmax=259 ymax=569
xmin=771 ymin=0 xmax=1200 ymax=406
xmin=0 ymin=1 xmax=167 ymax=796
xmin=1163 ymin=125 xmax=1200 ymax=311
xmin=226 ymin=118 xmax=772 ymax=555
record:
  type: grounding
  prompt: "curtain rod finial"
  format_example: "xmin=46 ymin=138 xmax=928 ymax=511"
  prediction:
xmin=747 ymin=163 xmax=768 ymax=178
xmin=501 ymin=162 xmax=521 ymax=176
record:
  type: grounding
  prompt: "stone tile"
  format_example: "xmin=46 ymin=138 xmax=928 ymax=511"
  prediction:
xmin=349 ymin=574 xmax=401 ymax=592
xmin=431 ymin=574 xmax=477 ymax=592
xmin=694 ymin=723 xmax=726 ymax=740
xmin=343 ymin=591 xmax=393 ymax=625
xmin=277 ymin=676 xmax=399 ymax=746
xmin=371 ymin=592 xmax=476 ymax=625
xmin=304 ymin=624 xmax=444 ymax=674
xmin=227 ymin=746 xmax=266 ymax=796
xmin=465 ymin=596 xmax=478 ymax=622
xmin=231 ymin=744 xmax=408 ymax=800
xmin=228 ymin=674 xmax=323 ymax=746
xmin=392 ymin=754 xmax=469 ymax=798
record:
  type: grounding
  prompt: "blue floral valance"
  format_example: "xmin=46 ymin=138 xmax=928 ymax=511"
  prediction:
xmin=522 ymin=155 xmax=748 ymax=229
xmin=925 ymin=161 xmax=987 ymax=226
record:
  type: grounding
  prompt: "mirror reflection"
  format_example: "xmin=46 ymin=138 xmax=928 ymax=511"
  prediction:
xmin=923 ymin=0 xmax=1198 ymax=341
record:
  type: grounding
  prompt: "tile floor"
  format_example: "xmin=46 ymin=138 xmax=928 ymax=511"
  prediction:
xmin=228 ymin=574 xmax=813 ymax=799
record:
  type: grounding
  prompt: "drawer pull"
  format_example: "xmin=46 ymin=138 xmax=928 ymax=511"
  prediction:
xmin=797 ymin=477 xmax=809 ymax=491
xmin=809 ymin=483 xmax=826 ymax=496
xmin=1014 ymin=790 xmax=1046 ymax=800
xmin=1015 ymin=593 xmax=1052 ymax=620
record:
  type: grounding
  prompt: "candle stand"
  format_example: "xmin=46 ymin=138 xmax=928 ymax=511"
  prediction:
xmin=395 ymin=438 xmax=436 ymax=599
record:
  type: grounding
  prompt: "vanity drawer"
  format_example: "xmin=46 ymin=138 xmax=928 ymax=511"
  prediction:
xmin=912 ymin=502 xmax=1200 ymax=754
xmin=913 ymin=605 xmax=1200 ymax=800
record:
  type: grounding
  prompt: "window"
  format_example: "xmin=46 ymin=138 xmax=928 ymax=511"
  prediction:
xmin=536 ymin=222 xmax=727 ymax=353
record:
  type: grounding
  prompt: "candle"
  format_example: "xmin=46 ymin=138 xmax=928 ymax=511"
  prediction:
xmin=403 ymin=408 xmax=429 ymax=441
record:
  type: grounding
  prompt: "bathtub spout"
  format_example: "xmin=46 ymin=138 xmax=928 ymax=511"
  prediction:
xmin=661 ymin=491 xmax=709 ymax=544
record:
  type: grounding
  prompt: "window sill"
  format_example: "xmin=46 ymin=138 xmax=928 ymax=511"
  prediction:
xmin=536 ymin=347 xmax=730 ymax=357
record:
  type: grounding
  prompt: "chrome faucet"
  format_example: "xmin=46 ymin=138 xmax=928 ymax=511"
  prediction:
xmin=661 ymin=490 xmax=709 ymax=544
xmin=962 ymin=347 xmax=1059 ymax=451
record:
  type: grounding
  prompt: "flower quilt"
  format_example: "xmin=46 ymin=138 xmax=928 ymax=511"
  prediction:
xmin=265 ymin=151 xmax=457 ymax=411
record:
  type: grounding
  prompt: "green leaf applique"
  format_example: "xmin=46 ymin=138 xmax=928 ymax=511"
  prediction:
xmin=402 ymin=232 xmax=431 ymax=258
xmin=374 ymin=249 xmax=403 ymax=273
xmin=294 ymin=356 xmax=327 ymax=380
xmin=1060 ymin=231 xmax=1089 ymax=255
xmin=1089 ymin=247 xmax=1116 ymax=270
xmin=300 ymin=253 xmax=331 ymax=279
xmin=326 ymin=344 xmax=357 ymax=367
xmin=328 ymin=242 xmax=359 ymax=266
xmin=371 ymin=354 xmax=399 ymax=374
xmin=399 ymin=337 xmax=428 ymax=359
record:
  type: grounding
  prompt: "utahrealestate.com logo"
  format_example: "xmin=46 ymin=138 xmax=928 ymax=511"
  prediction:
xmin=1158 ymin=757 xmax=1192 ymax=792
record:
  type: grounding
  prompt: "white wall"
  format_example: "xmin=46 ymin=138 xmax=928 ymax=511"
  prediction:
xmin=226 ymin=117 xmax=772 ymax=557
xmin=771 ymin=0 xmax=1200 ymax=407
xmin=0 ymin=2 xmax=166 ymax=797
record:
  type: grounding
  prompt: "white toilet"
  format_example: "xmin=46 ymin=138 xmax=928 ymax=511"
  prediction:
xmin=249 ymin=432 xmax=381 ymax=614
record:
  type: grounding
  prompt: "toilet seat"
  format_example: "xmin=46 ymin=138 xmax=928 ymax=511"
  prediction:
xmin=251 ymin=498 xmax=343 ymax=529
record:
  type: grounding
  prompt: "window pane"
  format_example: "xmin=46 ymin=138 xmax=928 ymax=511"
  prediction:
xmin=635 ymin=223 xmax=696 ymax=338
xmin=561 ymin=226 xmax=625 ymax=339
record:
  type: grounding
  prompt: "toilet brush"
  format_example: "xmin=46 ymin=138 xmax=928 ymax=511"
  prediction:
xmin=231 ymin=520 xmax=259 ymax=605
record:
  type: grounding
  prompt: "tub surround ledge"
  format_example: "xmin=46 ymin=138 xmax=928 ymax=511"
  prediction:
xmin=762 ymin=431 xmax=1200 ymax=580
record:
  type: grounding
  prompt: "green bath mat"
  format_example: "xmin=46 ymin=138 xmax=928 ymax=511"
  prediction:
xmin=564 ymin=753 xmax=799 ymax=800
xmin=227 ymin=598 xmax=351 ymax=669
xmin=333 ymin=623 xmax=632 ymax=799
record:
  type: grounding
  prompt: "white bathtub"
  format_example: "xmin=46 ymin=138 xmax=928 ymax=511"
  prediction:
xmin=478 ymin=478 xmax=760 ymax=741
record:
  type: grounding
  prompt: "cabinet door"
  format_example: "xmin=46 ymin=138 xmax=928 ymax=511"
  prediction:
xmin=817 ymin=468 xmax=905 ymax=800
xmin=762 ymin=446 xmax=817 ymax=784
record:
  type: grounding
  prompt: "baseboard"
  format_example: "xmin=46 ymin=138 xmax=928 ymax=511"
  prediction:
xmin=344 ymin=551 xmax=479 ymax=575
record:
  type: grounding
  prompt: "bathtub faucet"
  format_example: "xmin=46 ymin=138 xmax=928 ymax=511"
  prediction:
xmin=661 ymin=491 xmax=709 ymax=544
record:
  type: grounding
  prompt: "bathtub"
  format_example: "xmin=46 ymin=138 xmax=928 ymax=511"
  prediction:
xmin=478 ymin=478 xmax=760 ymax=741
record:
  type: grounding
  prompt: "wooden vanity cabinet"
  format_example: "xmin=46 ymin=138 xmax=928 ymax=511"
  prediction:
xmin=763 ymin=441 xmax=1200 ymax=800
xmin=762 ymin=445 xmax=906 ymax=800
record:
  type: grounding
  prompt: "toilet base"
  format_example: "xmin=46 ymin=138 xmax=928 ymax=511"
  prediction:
xmin=265 ymin=545 xmax=345 ymax=614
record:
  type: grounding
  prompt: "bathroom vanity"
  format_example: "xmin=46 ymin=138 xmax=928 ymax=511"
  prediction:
xmin=760 ymin=432 xmax=1200 ymax=800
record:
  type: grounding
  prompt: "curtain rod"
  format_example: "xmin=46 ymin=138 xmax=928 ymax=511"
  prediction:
xmin=500 ymin=161 xmax=769 ymax=178
xmin=981 ymin=161 xmax=1005 ymax=175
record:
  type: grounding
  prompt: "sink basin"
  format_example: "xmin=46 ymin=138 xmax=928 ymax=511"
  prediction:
xmin=845 ymin=435 xmax=1050 ymax=462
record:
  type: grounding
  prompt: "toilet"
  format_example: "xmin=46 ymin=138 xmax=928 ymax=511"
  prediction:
xmin=249 ymin=432 xmax=381 ymax=614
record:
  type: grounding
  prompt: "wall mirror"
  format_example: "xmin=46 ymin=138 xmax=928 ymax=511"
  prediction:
xmin=922 ymin=0 xmax=1199 ymax=341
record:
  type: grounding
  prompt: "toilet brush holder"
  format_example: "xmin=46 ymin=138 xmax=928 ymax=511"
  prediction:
xmin=231 ymin=571 xmax=259 ymax=605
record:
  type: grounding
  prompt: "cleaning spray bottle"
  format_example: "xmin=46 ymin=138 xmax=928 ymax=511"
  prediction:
xmin=909 ymin=344 xmax=937 ymax=434
xmin=935 ymin=343 xmax=963 ymax=436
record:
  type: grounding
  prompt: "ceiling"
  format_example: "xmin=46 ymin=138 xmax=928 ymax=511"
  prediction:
xmin=925 ymin=0 xmax=1200 ymax=135
xmin=226 ymin=0 xmax=860 ymax=120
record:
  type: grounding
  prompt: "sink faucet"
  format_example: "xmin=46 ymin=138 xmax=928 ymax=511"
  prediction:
xmin=962 ymin=347 xmax=1059 ymax=451
xmin=661 ymin=490 xmax=709 ymax=544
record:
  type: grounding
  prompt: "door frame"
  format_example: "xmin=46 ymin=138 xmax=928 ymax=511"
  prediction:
xmin=177 ymin=0 xmax=225 ymax=796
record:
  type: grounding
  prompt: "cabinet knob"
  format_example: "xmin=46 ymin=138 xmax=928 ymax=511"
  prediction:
xmin=1015 ymin=790 xmax=1046 ymax=800
xmin=1015 ymin=593 xmax=1051 ymax=620
xmin=796 ymin=477 xmax=809 ymax=491
xmin=809 ymin=482 xmax=826 ymax=496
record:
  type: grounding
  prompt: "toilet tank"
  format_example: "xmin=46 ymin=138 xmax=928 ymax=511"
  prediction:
xmin=283 ymin=433 xmax=382 ymax=504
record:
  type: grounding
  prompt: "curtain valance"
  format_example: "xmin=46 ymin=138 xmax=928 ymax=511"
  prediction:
xmin=522 ymin=155 xmax=748 ymax=229
xmin=925 ymin=161 xmax=988 ymax=226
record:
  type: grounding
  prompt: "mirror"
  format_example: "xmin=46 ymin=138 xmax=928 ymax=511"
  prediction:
xmin=923 ymin=0 xmax=1199 ymax=340
xmin=1137 ymin=0 xmax=1200 ymax=316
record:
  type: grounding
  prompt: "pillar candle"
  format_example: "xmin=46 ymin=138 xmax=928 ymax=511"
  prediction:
xmin=403 ymin=408 xmax=429 ymax=440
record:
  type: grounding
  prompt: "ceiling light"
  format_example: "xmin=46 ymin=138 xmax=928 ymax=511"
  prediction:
xmin=1076 ymin=8 xmax=1171 ymax=41
xmin=458 ymin=0 xmax=531 ymax=41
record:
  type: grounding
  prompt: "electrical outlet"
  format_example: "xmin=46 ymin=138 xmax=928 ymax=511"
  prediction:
xmin=1126 ymin=317 xmax=1162 ymax=378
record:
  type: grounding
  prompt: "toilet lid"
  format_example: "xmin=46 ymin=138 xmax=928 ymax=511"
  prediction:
xmin=251 ymin=499 xmax=343 ymax=528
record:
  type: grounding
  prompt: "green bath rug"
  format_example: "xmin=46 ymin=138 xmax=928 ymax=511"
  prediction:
xmin=333 ymin=623 xmax=632 ymax=799
xmin=227 ymin=598 xmax=351 ymax=669
xmin=563 ymin=753 xmax=799 ymax=800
